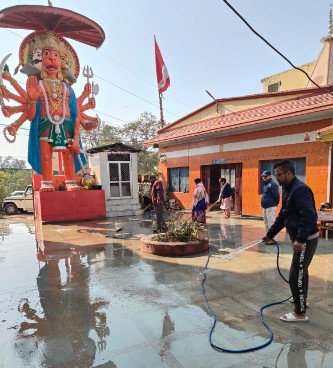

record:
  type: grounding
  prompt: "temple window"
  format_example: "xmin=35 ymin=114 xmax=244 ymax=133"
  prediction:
xmin=168 ymin=167 xmax=189 ymax=193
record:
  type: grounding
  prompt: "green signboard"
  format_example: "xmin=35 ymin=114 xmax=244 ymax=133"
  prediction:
xmin=212 ymin=159 xmax=227 ymax=164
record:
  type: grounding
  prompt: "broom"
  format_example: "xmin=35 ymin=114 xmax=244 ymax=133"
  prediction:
xmin=115 ymin=203 xmax=152 ymax=232
xmin=181 ymin=200 xmax=220 ymax=222
xmin=206 ymin=200 xmax=219 ymax=212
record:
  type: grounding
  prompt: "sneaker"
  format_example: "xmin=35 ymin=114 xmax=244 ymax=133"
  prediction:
xmin=265 ymin=239 xmax=275 ymax=245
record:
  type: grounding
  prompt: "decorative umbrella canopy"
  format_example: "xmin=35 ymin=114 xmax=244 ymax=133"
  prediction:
xmin=0 ymin=5 xmax=105 ymax=48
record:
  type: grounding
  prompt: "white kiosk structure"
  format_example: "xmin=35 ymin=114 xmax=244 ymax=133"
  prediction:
xmin=87 ymin=143 xmax=141 ymax=218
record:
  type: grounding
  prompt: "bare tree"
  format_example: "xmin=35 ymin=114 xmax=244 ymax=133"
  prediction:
xmin=81 ymin=112 xmax=160 ymax=175
xmin=0 ymin=156 xmax=27 ymax=169
xmin=80 ymin=120 xmax=121 ymax=150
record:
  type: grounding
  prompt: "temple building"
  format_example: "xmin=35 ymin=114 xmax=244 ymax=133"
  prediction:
xmin=146 ymin=10 xmax=333 ymax=217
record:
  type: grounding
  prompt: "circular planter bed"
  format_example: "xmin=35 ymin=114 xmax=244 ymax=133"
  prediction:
xmin=141 ymin=234 xmax=209 ymax=257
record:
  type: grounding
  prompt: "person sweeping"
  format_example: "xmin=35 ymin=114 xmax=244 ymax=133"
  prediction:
xmin=192 ymin=178 xmax=209 ymax=224
xmin=218 ymin=178 xmax=232 ymax=219
xmin=149 ymin=174 xmax=168 ymax=233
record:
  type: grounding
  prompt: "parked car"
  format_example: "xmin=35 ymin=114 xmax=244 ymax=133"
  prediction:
xmin=2 ymin=185 xmax=34 ymax=215
xmin=10 ymin=190 xmax=25 ymax=197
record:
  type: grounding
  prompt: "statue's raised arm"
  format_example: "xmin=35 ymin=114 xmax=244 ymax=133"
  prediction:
xmin=0 ymin=4 xmax=105 ymax=192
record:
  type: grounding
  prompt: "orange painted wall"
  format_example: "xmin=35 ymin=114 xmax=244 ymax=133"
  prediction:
xmin=159 ymin=119 xmax=332 ymax=216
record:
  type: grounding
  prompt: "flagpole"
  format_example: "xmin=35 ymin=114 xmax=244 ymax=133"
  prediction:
xmin=159 ymin=93 xmax=165 ymax=128
xmin=154 ymin=36 xmax=169 ymax=129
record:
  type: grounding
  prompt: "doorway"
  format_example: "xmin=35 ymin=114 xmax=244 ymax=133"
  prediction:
xmin=202 ymin=163 xmax=242 ymax=214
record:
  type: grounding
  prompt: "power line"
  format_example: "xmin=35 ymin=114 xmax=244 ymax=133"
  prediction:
xmin=221 ymin=0 xmax=333 ymax=95
xmin=2 ymin=27 xmax=24 ymax=39
xmin=0 ymin=124 xmax=30 ymax=142
xmin=98 ymin=50 xmax=156 ymax=87
xmin=95 ymin=73 xmax=178 ymax=117
xmin=98 ymin=49 xmax=193 ymax=108
xmin=0 ymin=123 xmax=29 ymax=132
xmin=94 ymin=109 xmax=128 ymax=124
xmin=1 ymin=28 xmax=180 ymax=122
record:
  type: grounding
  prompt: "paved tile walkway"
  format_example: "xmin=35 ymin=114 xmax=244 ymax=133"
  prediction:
xmin=0 ymin=211 xmax=333 ymax=367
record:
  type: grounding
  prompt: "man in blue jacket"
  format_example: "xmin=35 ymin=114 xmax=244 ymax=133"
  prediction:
xmin=262 ymin=160 xmax=318 ymax=323
xmin=261 ymin=170 xmax=280 ymax=244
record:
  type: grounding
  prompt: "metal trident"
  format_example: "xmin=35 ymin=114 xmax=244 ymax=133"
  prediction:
xmin=82 ymin=65 xmax=95 ymax=98
xmin=82 ymin=65 xmax=94 ymax=83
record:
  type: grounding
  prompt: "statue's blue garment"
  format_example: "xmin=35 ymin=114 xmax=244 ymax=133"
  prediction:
xmin=28 ymin=83 xmax=86 ymax=174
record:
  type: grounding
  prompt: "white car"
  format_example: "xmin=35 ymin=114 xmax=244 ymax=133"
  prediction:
xmin=10 ymin=191 xmax=25 ymax=197
xmin=2 ymin=185 xmax=34 ymax=215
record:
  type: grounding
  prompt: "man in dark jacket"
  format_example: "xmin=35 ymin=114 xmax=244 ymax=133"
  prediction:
xmin=149 ymin=174 xmax=168 ymax=233
xmin=261 ymin=170 xmax=280 ymax=244
xmin=263 ymin=160 xmax=318 ymax=322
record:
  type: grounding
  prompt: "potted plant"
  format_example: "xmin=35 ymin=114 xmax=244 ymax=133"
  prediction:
xmin=141 ymin=212 xmax=209 ymax=256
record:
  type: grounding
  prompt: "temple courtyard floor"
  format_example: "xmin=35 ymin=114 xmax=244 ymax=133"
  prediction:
xmin=0 ymin=210 xmax=333 ymax=368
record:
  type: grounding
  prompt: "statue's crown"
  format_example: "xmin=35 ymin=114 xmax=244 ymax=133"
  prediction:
xmin=32 ymin=32 xmax=67 ymax=54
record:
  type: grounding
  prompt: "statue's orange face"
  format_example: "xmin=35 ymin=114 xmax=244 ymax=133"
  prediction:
xmin=42 ymin=47 xmax=61 ymax=76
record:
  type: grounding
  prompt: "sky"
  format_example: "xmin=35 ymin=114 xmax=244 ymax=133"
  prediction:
xmin=0 ymin=0 xmax=332 ymax=165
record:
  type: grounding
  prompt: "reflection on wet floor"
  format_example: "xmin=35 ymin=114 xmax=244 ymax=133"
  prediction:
xmin=0 ymin=213 xmax=333 ymax=367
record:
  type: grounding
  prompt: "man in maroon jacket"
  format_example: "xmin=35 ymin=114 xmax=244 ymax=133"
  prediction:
xmin=149 ymin=175 xmax=168 ymax=233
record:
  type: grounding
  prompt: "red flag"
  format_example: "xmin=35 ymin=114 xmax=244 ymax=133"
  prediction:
xmin=154 ymin=36 xmax=170 ymax=94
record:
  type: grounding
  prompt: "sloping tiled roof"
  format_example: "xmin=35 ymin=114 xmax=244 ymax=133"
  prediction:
xmin=317 ymin=124 xmax=333 ymax=133
xmin=146 ymin=89 xmax=333 ymax=145
xmin=158 ymin=87 xmax=320 ymax=133
xmin=316 ymin=122 xmax=333 ymax=141
xmin=87 ymin=143 xmax=141 ymax=154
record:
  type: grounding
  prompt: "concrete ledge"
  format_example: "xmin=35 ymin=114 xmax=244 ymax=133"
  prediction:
xmin=34 ymin=190 xmax=106 ymax=222
xmin=106 ymin=209 xmax=141 ymax=218
xmin=141 ymin=234 xmax=208 ymax=257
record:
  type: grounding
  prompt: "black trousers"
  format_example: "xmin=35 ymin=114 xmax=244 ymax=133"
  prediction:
xmin=154 ymin=204 xmax=168 ymax=232
xmin=289 ymin=236 xmax=318 ymax=314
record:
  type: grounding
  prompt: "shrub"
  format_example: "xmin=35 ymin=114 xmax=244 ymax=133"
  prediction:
xmin=152 ymin=220 xmax=201 ymax=242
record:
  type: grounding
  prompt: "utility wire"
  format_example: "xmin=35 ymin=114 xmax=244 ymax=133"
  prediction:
xmin=94 ymin=110 xmax=128 ymax=125
xmin=98 ymin=50 xmax=158 ymax=88
xmin=98 ymin=50 xmax=193 ymax=108
xmin=1 ymin=28 xmax=180 ymax=121
xmin=221 ymin=0 xmax=333 ymax=95
xmin=2 ymin=28 xmax=23 ymax=39
xmin=0 ymin=123 xmax=29 ymax=138
xmin=94 ymin=73 xmax=178 ymax=117
xmin=0 ymin=123 xmax=29 ymax=131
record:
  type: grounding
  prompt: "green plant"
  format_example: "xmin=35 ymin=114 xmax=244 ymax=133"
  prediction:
xmin=0 ymin=168 xmax=31 ymax=203
xmin=153 ymin=219 xmax=201 ymax=242
xmin=58 ymin=182 xmax=65 ymax=191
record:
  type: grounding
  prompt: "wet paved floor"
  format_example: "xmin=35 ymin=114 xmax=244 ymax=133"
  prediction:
xmin=1 ymin=210 xmax=333 ymax=368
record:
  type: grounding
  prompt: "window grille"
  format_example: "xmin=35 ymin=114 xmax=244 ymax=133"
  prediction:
xmin=108 ymin=155 xmax=131 ymax=198
xmin=267 ymin=81 xmax=281 ymax=92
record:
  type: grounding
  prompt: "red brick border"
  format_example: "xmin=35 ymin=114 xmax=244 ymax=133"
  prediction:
xmin=141 ymin=235 xmax=209 ymax=257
